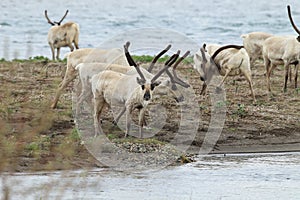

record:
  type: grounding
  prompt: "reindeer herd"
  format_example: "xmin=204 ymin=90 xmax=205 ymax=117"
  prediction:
xmin=45 ymin=5 xmax=300 ymax=138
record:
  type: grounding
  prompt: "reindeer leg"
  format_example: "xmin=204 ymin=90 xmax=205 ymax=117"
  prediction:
xmin=289 ymin=65 xmax=293 ymax=82
xmin=113 ymin=107 xmax=126 ymax=125
xmin=216 ymin=69 xmax=231 ymax=93
xmin=200 ymin=83 xmax=207 ymax=95
xmin=50 ymin=45 xmax=55 ymax=60
xmin=56 ymin=47 xmax=60 ymax=60
xmin=295 ymin=64 xmax=299 ymax=89
xmin=242 ymin=69 xmax=256 ymax=103
xmin=138 ymin=107 xmax=147 ymax=138
xmin=267 ymin=62 xmax=276 ymax=93
xmin=283 ymin=62 xmax=290 ymax=93
xmin=125 ymin=104 xmax=133 ymax=138
xmin=69 ymin=44 xmax=74 ymax=52
xmin=93 ymin=97 xmax=105 ymax=137
xmin=51 ymin=68 xmax=77 ymax=109
xmin=76 ymin=88 xmax=91 ymax=116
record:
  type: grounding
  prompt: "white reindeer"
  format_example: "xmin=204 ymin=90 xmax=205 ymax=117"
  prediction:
xmin=45 ymin=10 xmax=79 ymax=60
xmin=261 ymin=5 xmax=299 ymax=93
xmin=50 ymin=47 xmax=129 ymax=109
xmin=194 ymin=44 xmax=256 ymax=102
xmin=262 ymin=36 xmax=299 ymax=92
xmin=241 ymin=32 xmax=273 ymax=68
xmin=91 ymin=44 xmax=188 ymax=138
xmin=76 ymin=43 xmax=189 ymax=126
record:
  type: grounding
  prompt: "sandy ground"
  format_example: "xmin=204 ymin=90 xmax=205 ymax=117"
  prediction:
xmin=0 ymin=59 xmax=299 ymax=172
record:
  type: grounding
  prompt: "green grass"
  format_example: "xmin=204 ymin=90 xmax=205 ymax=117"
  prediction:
xmin=132 ymin=55 xmax=193 ymax=64
xmin=70 ymin=128 xmax=81 ymax=141
xmin=0 ymin=56 xmax=67 ymax=63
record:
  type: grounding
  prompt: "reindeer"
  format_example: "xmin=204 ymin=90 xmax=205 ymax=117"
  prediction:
xmin=91 ymin=42 xmax=189 ymax=138
xmin=241 ymin=32 xmax=273 ymax=68
xmin=75 ymin=43 xmax=189 ymax=116
xmin=261 ymin=5 xmax=299 ymax=93
xmin=50 ymin=47 xmax=129 ymax=109
xmin=194 ymin=44 xmax=256 ymax=102
xmin=45 ymin=10 xmax=79 ymax=60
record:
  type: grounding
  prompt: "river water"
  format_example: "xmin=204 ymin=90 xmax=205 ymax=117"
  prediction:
xmin=1 ymin=0 xmax=300 ymax=59
xmin=1 ymin=152 xmax=300 ymax=199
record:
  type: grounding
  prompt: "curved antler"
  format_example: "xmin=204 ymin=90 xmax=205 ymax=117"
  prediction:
xmin=287 ymin=5 xmax=300 ymax=35
xmin=55 ymin=10 xmax=69 ymax=25
xmin=123 ymin=41 xmax=146 ymax=84
xmin=44 ymin=10 xmax=55 ymax=26
xmin=211 ymin=45 xmax=244 ymax=60
xmin=148 ymin=44 xmax=172 ymax=72
xmin=151 ymin=50 xmax=180 ymax=83
xmin=171 ymin=50 xmax=190 ymax=88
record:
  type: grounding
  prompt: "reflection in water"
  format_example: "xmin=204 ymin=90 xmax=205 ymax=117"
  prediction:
xmin=1 ymin=152 xmax=300 ymax=199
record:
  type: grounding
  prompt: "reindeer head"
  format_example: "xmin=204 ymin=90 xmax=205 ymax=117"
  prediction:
xmin=124 ymin=42 xmax=190 ymax=102
xmin=44 ymin=10 xmax=69 ymax=26
xmin=287 ymin=5 xmax=300 ymax=42
xmin=193 ymin=44 xmax=219 ymax=85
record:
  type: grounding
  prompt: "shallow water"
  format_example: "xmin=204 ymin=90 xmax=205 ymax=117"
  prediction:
xmin=1 ymin=0 xmax=300 ymax=59
xmin=1 ymin=152 xmax=300 ymax=199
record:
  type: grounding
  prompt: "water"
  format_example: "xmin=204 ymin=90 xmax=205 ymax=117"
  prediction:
xmin=1 ymin=152 xmax=300 ymax=199
xmin=1 ymin=0 xmax=300 ymax=59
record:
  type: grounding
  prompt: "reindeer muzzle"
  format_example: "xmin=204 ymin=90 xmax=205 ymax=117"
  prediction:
xmin=144 ymin=91 xmax=151 ymax=101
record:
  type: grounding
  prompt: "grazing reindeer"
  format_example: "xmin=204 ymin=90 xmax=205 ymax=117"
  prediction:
xmin=45 ymin=10 xmax=79 ymax=60
xmin=91 ymin=42 xmax=188 ymax=138
xmin=194 ymin=44 xmax=256 ymax=102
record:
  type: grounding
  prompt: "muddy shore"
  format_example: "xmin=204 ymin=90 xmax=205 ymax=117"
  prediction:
xmin=0 ymin=59 xmax=299 ymax=172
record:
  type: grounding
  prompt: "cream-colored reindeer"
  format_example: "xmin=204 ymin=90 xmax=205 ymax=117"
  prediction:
xmin=241 ymin=32 xmax=273 ymax=68
xmin=75 ymin=44 xmax=189 ymax=115
xmin=50 ymin=47 xmax=129 ymax=109
xmin=45 ymin=10 xmax=79 ymax=60
xmin=262 ymin=5 xmax=299 ymax=93
xmin=194 ymin=44 xmax=256 ymax=102
xmin=91 ymin=42 xmax=188 ymax=138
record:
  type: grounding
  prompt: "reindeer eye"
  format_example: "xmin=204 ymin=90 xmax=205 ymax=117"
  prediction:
xmin=141 ymin=85 xmax=145 ymax=90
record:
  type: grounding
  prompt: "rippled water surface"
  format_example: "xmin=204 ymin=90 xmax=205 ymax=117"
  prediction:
xmin=1 ymin=153 xmax=300 ymax=199
xmin=1 ymin=0 xmax=300 ymax=59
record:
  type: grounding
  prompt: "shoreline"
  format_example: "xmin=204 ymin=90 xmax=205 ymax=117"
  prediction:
xmin=0 ymin=59 xmax=299 ymax=172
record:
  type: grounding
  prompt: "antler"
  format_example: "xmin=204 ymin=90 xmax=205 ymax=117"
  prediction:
xmin=211 ymin=45 xmax=244 ymax=60
xmin=123 ymin=41 xmax=146 ymax=84
xmin=55 ymin=10 xmax=69 ymax=25
xmin=200 ymin=44 xmax=208 ymax=63
xmin=287 ymin=5 xmax=300 ymax=35
xmin=148 ymin=44 xmax=172 ymax=72
xmin=151 ymin=50 xmax=180 ymax=83
xmin=171 ymin=50 xmax=190 ymax=88
xmin=44 ymin=10 xmax=55 ymax=26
